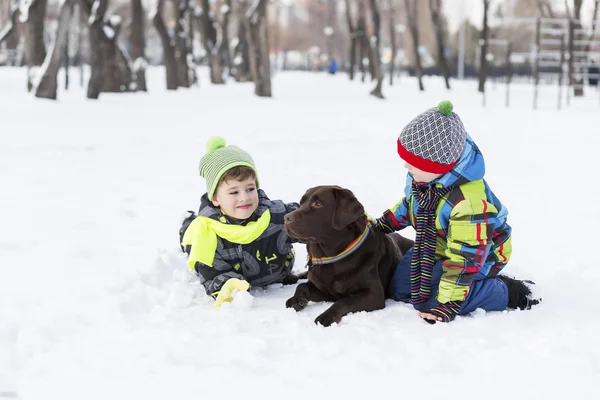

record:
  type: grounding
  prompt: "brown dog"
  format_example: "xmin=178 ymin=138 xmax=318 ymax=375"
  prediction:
xmin=284 ymin=186 xmax=414 ymax=326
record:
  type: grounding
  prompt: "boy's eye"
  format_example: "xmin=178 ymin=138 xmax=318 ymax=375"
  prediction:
xmin=312 ymin=200 xmax=322 ymax=208
xmin=229 ymin=191 xmax=238 ymax=195
xmin=247 ymin=187 xmax=256 ymax=192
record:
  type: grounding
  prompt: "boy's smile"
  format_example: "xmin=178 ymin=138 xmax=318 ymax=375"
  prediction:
xmin=212 ymin=177 xmax=259 ymax=220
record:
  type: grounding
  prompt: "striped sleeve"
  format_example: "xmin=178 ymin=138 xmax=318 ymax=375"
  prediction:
xmin=376 ymin=196 xmax=411 ymax=233
xmin=438 ymin=198 xmax=498 ymax=303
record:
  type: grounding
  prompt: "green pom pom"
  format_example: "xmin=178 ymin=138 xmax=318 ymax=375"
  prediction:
xmin=206 ymin=136 xmax=226 ymax=152
xmin=438 ymin=100 xmax=453 ymax=116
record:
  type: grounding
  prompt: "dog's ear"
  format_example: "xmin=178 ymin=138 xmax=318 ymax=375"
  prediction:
xmin=331 ymin=188 xmax=364 ymax=230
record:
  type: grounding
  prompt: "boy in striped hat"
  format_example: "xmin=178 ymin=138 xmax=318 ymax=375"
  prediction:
xmin=375 ymin=101 xmax=539 ymax=324
xmin=179 ymin=137 xmax=300 ymax=307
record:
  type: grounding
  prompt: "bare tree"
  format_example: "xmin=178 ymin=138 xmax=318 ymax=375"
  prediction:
xmin=478 ymin=0 xmax=491 ymax=93
xmin=130 ymin=0 xmax=145 ymax=60
xmin=388 ymin=0 xmax=397 ymax=86
xmin=34 ymin=0 xmax=76 ymax=99
xmin=130 ymin=0 xmax=147 ymax=91
xmin=81 ymin=0 xmax=134 ymax=98
xmin=246 ymin=0 xmax=271 ymax=97
xmin=368 ymin=0 xmax=384 ymax=98
xmin=429 ymin=0 xmax=450 ymax=89
xmin=326 ymin=0 xmax=335 ymax=63
xmin=232 ymin=0 xmax=252 ymax=82
xmin=199 ymin=0 xmax=225 ymax=84
xmin=174 ymin=0 xmax=192 ymax=88
xmin=19 ymin=0 xmax=48 ymax=91
xmin=153 ymin=0 xmax=181 ymax=89
xmin=220 ymin=0 xmax=233 ymax=76
xmin=405 ymin=0 xmax=424 ymax=91
xmin=0 ymin=3 xmax=18 ymax=46
xmin=357 ymin=1 xmax=368 ymax=82
xmin=344 ymin=0 xmax=359 ymax=80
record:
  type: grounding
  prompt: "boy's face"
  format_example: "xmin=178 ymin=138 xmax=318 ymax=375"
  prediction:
xmin=212 ymin=176 xmax=259 ymax=220
xmin=404 ymin=163 xmax=443 ymax=183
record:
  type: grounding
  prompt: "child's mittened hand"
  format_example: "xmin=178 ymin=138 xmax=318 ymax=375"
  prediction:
xmin=213 ymin=278 xmax=250 ymax=308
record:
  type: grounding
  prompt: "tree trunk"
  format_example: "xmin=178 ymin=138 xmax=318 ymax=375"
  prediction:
xmin=22 ymin=0 xmax=48 ymax=91
xmin=405 ymin=0 xmax=424 ymax=91
xmin=326 ymin=0 xmax=334 ymax=63
xmin=357 ymin=2 xmax=367 ymax=83
xmin=220 ymin=0 xmax=233 ymax=76
xmin=232 ymin=1 xmax=253 ymax=82
xmin=79 ymin=0 xmax=133 ymax=98
xmin=130 ymin=0 xmax=145 ymax=60
xmin=0 ymin=6 xmax=19 ymax=46
xmin=130 ymin=0 xmax=147 ymax=91
xmin=246 ymin=0 xmax=271 ymax=97
xmin=345 ymin=0 xmax=357 ymax=81
xmin=34 ymin=0 xmax=75 ymax=100
xmin=100 ymin=20 xmax=133 ymax=93
xmin=368 ymin=0 xmax=384 ymax=98
xmin=429 ymin=0 xmax=450 ymax=89
xmin=85 ymin=0 xmax=108 ymax=99
xmin=388 ymin=0 xmax=396 ymax=86
xmin=153 ymin=0 xmax=179 ymax=90
xmin=200 ymin=0 xmax=225 ymax=84
xmin=572 ymin=0 xmax=585 ymax=96
xmin=175 ymin=0 xmax=191 ymax=88
xmin=478 ymin=0 xmax=490 ymax=93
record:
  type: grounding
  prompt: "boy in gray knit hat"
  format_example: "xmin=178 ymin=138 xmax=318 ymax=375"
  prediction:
xmin=179 ymin=137 xmax=300 ymax=307
xmin=376 ymin=101 xmax=539 ymax=324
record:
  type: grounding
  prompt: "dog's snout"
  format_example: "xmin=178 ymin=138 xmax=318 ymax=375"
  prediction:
xmin=284 ymin=214 xmax=295 ymax=224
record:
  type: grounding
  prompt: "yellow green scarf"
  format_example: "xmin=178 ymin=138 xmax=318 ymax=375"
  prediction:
xmin=181 ymin=210 xmax=271 ymax=272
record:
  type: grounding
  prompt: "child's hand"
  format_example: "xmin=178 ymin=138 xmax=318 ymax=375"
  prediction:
xmin=417 ymin=312 xmax=443 ymax=324
xmin=214 ymin=278 xmax=250 ymax=308
xmin=417 ymin=301 xmax=463 ymax=324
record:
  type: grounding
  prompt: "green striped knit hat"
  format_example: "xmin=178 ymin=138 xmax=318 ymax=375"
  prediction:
xmin=199 ymin=137 xmax=259 ymax=199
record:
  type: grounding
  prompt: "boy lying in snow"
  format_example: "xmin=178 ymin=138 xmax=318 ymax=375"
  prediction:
xmin=179 ymin=137 xmax=300 ymax=307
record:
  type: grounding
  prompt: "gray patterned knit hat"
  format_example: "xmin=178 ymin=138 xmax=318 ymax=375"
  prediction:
xmin=199 ymin=136 xmax=259 ymax=199
xmin=397 ymin=100 xmax=467 ymax=174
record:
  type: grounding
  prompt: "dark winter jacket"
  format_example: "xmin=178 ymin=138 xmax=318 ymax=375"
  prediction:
xmin=181 ymin=189 xmax=299 ymax=297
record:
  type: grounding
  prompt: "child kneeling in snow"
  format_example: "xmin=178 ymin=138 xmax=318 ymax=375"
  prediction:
xmin=374 ymin=101 xmax=540 ymax=324
xmin=179 ymin=137 xmax=300 ymax=307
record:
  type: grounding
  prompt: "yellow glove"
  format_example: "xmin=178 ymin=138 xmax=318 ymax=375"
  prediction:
xmin=213 ymin=278 xmax=250 ymax=308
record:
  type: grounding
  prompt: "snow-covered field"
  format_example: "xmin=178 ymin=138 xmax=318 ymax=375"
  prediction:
xmin=1 ymin=67 xmax=599 ymax=399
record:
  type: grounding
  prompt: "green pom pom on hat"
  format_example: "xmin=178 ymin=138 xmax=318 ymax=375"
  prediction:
xmin=199 ymin=136 xmax=259 ymax=199
xmin=206 ymin=136 xmax=227 ymax=152
xmin=437 ymin=100 xmax=453 ymax=116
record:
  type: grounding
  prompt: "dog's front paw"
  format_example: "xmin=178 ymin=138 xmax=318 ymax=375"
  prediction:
xmin=314 ymin=308 xmax=342 ymax=327
xmin=286 ymin=295 xmax=308 ymax=311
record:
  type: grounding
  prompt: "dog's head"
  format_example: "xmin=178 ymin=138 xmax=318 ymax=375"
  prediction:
xmin=284 ymin=186 xmax=365 ymax=242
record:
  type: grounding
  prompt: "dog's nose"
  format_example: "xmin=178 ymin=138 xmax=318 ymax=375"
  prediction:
xmin=284 ymin=214 xmax=294 ymax=224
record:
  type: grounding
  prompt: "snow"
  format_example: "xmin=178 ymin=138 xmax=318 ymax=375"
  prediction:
xmin=109 ymin=15 xmax=122 ymax=28
xmin=102 ymin=25 xmax=115 ymax=40
xmin=1 ymin=67 xmax=599 ymax=399
xmin=18 ymin=0 xmax=33 ymax=23
xmin=88 ymin=0 xmax=100 ymax=25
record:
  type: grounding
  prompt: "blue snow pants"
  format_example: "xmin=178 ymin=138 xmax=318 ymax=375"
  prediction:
xmin=389 ymin=248 xmax=508 ymax=315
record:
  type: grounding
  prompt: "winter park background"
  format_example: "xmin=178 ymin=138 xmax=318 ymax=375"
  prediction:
xmin=2 ymin=0 xmax=600 ymax=399
xmin=1 ymin=66 xmax=599 ymax=400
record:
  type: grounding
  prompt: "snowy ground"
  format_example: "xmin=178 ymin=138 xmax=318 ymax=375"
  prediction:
xmin=1 ymin=67 xmax=599 ymax=400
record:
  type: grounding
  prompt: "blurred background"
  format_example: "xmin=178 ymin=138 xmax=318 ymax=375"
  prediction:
xmin=0 ymin=0 xmax=598 ymax=101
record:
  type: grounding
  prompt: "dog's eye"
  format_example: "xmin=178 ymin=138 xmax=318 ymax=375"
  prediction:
xmin=311 ymin=201 xmax=322 ymax=208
